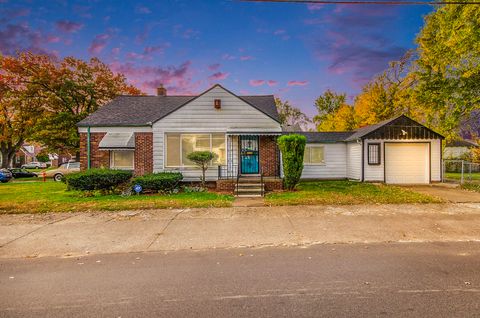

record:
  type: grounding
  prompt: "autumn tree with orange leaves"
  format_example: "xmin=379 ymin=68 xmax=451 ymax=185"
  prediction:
xmin=0 ymin=53 xmax=142 ymax=167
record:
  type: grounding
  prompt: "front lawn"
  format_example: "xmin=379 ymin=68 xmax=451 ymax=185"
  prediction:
xmin=445 ymin=172 xmax=480 ymax=183
xmin=0 ymin=181 xmax=233 ymax=214
xmin=265 ymin=181 xmax=441 ymax=206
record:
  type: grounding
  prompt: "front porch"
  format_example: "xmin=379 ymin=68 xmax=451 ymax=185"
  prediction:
xmin=216 ymin=133 xmax=283 ymax=194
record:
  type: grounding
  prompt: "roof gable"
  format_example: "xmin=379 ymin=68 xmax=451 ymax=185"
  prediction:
xmin=77 ymin=84 xmax=280 ymax=127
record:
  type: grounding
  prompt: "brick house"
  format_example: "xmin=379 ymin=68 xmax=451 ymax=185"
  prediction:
xmin=77 ymin=84 xmax=444 ymax=194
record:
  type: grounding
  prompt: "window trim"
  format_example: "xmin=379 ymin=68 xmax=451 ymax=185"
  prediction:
xmin=304 ymin=145 xmax=326 ymax=166
xmin=165 ymin=133 xmax=227 ymax=168
xmin=367 ymin=143 xmax=381 ymax=165
xmin=110 ymin=150 xmax=135 ymax=170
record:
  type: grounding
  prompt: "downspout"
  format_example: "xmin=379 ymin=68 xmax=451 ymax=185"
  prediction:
xmin=87 ymin=126 xmax=91 ymax=170
xmin=360 ymin=139 xmax=364 ymax=182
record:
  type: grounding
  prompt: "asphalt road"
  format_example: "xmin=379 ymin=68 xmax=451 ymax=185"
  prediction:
xmin=1 ymin=242 xmax=480 ymax=318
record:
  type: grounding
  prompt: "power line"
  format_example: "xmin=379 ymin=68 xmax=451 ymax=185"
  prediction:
xmin=239 ymin=0 xmax=480 ymax=5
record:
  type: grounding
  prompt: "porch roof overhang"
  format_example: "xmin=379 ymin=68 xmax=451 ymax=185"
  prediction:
xmin=98 ymin=132 xmax=135 ymax=150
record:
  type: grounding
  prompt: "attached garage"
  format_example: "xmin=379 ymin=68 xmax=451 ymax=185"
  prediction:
xmin=385 ymin=143 xmax=429 ymax=184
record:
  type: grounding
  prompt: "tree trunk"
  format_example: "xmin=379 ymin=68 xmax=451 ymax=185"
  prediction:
xmin=201 ymin=166 xmax=206 ymax=188
xmin=0 ymin=149 xmax=9 ymax=168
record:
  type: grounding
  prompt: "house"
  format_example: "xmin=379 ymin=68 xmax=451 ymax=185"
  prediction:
xmin=444 ymin=139 xmax=479 ymax=159
xmin=77 ymin=84 xmax=444 ymax=192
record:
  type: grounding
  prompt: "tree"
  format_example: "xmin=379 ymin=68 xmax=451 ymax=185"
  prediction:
xmin=313 ymin=89 xmax=346 ymax=127
xmin=275 ymin=98 xmax=310 ymax=130
xmin=11 ymin=52 xmax=143 ymax=156
xmin=186 ymin=151 xmax=215 ymax=187
xmin=277 ymin=134 xmax=306 ymax=190
xmin=414 ymin=4 xmax=480 ymax=141
xmin=0 ymin=55 xmax=43 ymax=168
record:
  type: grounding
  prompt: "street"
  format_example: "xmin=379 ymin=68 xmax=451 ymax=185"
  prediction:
xmin=1 ymin=242 xmax=480 ymax=317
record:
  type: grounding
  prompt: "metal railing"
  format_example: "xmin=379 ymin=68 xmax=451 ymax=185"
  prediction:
xmin=217 ymin=164 xmax=239 ymax=180
xmin=443 ymin=159 xmax=480 ymax=184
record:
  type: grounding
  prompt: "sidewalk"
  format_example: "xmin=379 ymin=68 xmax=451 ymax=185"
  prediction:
xmin=1 ymin=203 xmax=480 ymax=258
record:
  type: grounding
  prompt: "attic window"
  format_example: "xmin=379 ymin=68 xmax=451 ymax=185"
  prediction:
xmin=214 ymin=99 xmax=221 ymax=109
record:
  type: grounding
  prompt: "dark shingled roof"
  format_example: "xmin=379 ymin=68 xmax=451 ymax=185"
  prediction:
xmin=293 ymin=131 xmax=355 ymax=143
xmin=344 ymin=116 xmax=400 ymax=141
xmin=77 ymin=85 xmax=279 ymax=127
xmin=446 ymin=140 xmax=479 ymax=148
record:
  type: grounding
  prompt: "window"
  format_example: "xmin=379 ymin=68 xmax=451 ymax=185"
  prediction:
xmin=166 ymin=133 xmax=226 ymax=167
xmin=368 ymin=143 xmax=381 ymax=165
xmin=110 ymin=151 xmax=134 ymax=170
xmin=304 ymin=145 xmax=325 ymax=165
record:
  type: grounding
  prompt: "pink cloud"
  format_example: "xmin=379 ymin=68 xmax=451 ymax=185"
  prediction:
xmin=0 ymin=23 xmax=49 ymax=55
xmin=110 ymin=60 xmax=199 ymax=95
xmin=267 ymin=80 xmax=278 ymax=87
xmin=126 ymin=44 xmax=169 ymax=61
xmin=249 ymin=80 xmax=265 ymax=87
xmin=307 ymin=4 xmax=324 ymax=11
xmin=240 ymin=55 xmax=254 ymax=61
xmin=56 ymin=20 xmax=84 ymax=33
xmin=208 ymin=72 xmax=229 ymax=81
xmin=208 ymin=63 xmax=221 ymax=71
xmin=46 ymin=35 xmax=61 ymax=43
xmin=287 ymin=81 xmax=309 ymax=86
xmin=88 ymin=33 xmax=111 ymax=55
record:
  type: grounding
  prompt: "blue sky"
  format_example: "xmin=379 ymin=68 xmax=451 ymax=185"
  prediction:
xmin=0 ymin=0 xmax=433 ymax=118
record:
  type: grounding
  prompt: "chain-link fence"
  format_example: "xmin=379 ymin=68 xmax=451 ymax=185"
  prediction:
xmin=443 ymin=159 xmax=480 ymax=184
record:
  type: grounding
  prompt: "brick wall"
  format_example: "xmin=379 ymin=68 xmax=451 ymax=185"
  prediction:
xmin=259 ymin=136 xmax=280 ymax=177
xmin=134 ymin=132 xmax=153 ymax=176
xmin=79 ymin=132 xmax=109 ymax=170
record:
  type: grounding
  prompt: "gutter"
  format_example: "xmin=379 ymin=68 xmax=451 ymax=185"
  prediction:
xmin=87 ymin=126 xmax=91 ymax=170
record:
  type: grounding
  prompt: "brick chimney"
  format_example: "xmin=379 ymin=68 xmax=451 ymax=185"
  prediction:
xmin=157 ymin=84 xmax=167 ymax=96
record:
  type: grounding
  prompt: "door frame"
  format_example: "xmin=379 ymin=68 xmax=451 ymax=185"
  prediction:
xmin=383 ymin=141 xmax=431 ymax=184
xmin=239 ymin=135 xmax=260 ymax=175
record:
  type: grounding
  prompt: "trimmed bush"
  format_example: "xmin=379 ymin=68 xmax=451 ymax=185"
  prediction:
xmin=132 ymin=172 xmax=183 ymax=193
xmin=65 ymin=169 xmax=133 ymax=192
xmin=186 ymin=151 xmax=215 ymax=187
xmin=277 ymin=134 xmax=306 ymax=190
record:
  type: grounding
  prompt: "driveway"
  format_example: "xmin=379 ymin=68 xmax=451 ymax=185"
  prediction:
xmin=1 ymin=203 xmax=480 ymax=258
xmin=406 ymin=184 xmax=480 ymax=203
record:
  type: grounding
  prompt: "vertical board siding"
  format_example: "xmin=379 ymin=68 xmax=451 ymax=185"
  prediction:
xmin=347 ymin=142 xmax=362 ymax=180
xmin=152 ymin=86 xmax=281 ymax=178
xmin=300 ymin=143 xmax=347 ymax=179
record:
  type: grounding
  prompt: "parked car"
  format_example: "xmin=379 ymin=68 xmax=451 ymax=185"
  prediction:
xmin=0 ymin=169 xmax=13 ymax=183
xmin=8 ymin=168 xmax=38 ymax=179
xmin=45 ymin=162 xmax=80 ymax=181
xmin=21 ymin=162 xmax=47 ymax=169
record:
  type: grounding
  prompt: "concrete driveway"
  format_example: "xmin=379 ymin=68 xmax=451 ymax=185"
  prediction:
xmin=1 ymin=203 xmax=480 ymax=259
xmin=406 ymin=184 xmax=480 ymax=203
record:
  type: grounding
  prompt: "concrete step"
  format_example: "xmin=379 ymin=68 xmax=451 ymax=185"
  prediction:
xmin=236 ymin=194 xmax=263 ymax=198
xmin=235 ymin=183 xmax=264 ymax=188
xmin=235 ymin=189 xmax=263 ymax=194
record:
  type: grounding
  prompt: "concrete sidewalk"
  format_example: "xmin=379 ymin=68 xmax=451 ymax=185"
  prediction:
xmin=1 ymin=203 xmax=480 ymax=258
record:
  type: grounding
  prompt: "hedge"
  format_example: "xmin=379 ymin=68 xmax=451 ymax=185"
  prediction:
xmin=65 ymin=169 xmax=133 ymax=192
xmin=131 ymin=172 xmax=183 ymax=193
xmin=277 ymin=134 xmax=306 ymax=190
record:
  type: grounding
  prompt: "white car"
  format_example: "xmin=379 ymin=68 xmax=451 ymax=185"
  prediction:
xmin=21 ymin=162 xmax=47 ymax=169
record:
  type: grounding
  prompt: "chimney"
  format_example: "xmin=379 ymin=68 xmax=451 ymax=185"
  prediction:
xmin=157 ymin=84 xmax=167 ymax=96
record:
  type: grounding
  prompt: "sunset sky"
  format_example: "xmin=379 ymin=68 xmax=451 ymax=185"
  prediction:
xmin=0 ymin=0 xmax=433 ymax=117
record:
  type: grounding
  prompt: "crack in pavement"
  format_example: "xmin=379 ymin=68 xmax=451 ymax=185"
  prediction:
xmin=146 ymin=209 xmax=186 ymax=249
xmin=0 ymin=214 xmax=77 ymax=249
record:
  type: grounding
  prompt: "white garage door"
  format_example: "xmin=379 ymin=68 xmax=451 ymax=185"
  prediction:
xmin=385 ymin=143 xmax=429 ymax=184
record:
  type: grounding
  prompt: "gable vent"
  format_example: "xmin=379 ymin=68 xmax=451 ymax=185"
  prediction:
xmin=214 ymin=99 xmax=221 ymax=109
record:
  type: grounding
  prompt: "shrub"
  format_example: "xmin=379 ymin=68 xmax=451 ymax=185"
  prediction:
xmin=277 ymin=134 xmax=306 ymax=190
xmin=132 ymin=172 xmax=183 ymax=193
xmin=65 ymin=169 xmax=132 ymax=192
xmin=186 ymin=151 xmax=215 ymax=187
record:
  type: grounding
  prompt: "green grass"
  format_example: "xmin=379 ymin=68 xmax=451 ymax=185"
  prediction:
xmin=265 ymin=180 xmax=441 ymax=206
xmin=445 ymin=172 xmax=480 ymax=182
xmin=0 ymin=181 xmax=233 ymax=214
xmin=461 ymin=183 xmax=480 ymax=193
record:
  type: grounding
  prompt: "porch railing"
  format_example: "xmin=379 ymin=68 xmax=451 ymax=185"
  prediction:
xmin=218 ymin=164 xmax=239 ymax=180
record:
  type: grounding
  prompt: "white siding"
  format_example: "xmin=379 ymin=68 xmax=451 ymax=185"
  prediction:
xmin=152 ymin=86 xmax=281 ymax=179
xmin=347 ymin=142 xmax=361 ymax=180
xmin=78 ymin=126 xmax=151 ymax=133
xmin=301 ymin=143 xmax=347 ymax=179
xmin=363 ymin=139 xmax=442 ymax=182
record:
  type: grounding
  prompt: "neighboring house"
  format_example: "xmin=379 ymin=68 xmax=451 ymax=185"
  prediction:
xmin=12 ymin=144 xmax=40 ymax=168
xmin=77 ymin=84 xmax=444 ymax=191
xmin=444 ymin=139 xmax=479 ymax=159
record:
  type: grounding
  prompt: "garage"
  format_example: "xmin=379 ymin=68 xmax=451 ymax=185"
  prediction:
xmin=385 ymin=143 xmax=429 ymax=184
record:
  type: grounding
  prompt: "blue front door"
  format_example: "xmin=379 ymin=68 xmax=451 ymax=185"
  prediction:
xmin=240 ymin=136 xmax=259 ymax=174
